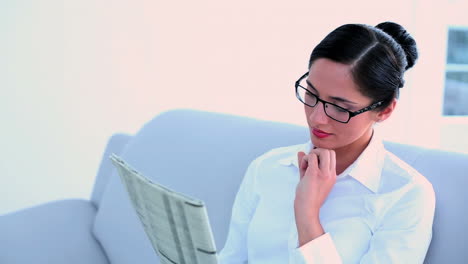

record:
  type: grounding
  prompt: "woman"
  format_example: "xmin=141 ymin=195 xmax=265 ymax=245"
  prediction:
xmin=218 ymin=22 xmax=435 ymax=263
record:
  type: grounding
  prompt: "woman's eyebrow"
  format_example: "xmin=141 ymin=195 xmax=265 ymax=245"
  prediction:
xmin=330 ymin=96 xmax=358 ymax=105
xmin=306 ymin=80 xmax=358 ymax=105
xmin=306 ymin=80 xmax=319 ymax=93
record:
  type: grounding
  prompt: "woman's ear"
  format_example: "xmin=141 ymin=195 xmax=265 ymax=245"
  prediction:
xmin=376 ymin=98 xmax=397 ymax=122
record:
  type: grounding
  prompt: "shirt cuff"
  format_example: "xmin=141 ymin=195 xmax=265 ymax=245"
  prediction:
xmin=292 ymin=233 xmax=342 ymax=264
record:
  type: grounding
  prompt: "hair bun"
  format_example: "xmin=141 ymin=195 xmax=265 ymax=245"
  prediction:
xmin=376 ymin=21 xmax=418 ymax=70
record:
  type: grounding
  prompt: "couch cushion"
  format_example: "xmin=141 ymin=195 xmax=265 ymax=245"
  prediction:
xmin=92 ymin=109 xmax=308 ymax=264
xmin=0 ymin=199 xmax=108 ymax=264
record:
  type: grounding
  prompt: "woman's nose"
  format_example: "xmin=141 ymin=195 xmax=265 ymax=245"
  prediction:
xmin=308 ymin=102 xmax=328 ymax=125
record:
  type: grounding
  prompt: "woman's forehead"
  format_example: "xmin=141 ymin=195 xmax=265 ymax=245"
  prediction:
xmin=308 ymin=58 xmax=371 ymax=104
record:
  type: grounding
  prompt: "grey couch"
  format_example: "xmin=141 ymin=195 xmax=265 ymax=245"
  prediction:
xmin=1 ymin=109 xmax=467 ymax=263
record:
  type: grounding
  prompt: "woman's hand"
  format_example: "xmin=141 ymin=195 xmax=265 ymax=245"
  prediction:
xmin=294 ymin=148 xmax=337 ymax=246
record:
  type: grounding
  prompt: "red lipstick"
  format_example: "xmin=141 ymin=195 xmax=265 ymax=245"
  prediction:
xmin=312 ymin=128 xmax=332 ymax=139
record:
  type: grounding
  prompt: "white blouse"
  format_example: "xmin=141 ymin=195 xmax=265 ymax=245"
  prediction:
xmin=218 ymin=132 xmax=435 ymax=264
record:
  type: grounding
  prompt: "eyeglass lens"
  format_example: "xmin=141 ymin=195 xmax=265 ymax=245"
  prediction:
xmin=297 ymin=81 xmax=350 ymax=123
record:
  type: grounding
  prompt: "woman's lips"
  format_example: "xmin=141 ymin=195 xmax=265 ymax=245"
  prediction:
xmin=312 ymin=128 xmax=332 ymax=139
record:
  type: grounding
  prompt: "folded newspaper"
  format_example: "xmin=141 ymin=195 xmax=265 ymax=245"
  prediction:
xmin=110 ymin=154 xmax=219 ymax=264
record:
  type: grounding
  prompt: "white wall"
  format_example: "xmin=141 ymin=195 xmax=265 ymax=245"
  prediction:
xmin=1 ymin=0 xmax=467 ymax=215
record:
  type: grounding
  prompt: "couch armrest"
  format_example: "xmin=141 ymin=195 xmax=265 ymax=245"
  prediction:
xmin=0 ymin=199 xmax=108 ymax=264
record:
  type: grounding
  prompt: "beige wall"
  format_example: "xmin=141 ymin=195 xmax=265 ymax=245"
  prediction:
xmin=1 ymin=0 xmax=466 ymax=214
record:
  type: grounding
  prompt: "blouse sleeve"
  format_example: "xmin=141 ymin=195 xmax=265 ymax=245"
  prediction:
xmin=289 ymin=233 xmax=342 ymax=263
xmin=218 ymin=158 xmax=260 ymax=264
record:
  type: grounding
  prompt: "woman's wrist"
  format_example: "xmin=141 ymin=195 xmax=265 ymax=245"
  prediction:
xmin=296 ymin=212 xmax=325 ymax=247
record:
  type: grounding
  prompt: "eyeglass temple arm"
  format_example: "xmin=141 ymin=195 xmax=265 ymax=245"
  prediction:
xmin=295 ymin=72 xmax=309 ymax=86
xmin=350 ymin=101 xmax=384 ymax=117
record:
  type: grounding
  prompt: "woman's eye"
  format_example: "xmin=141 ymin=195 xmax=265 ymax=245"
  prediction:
xmin=331 ymin=105 xmax=349 ymax=112
xmin=305 ymin=91 xmax=317 ymax=98
xmin=336 ymin=107 xmax=348 ymax=113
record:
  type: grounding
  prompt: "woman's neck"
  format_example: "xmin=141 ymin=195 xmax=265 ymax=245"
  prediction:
xmin=334 ymin=129 xmax=374 ymax=175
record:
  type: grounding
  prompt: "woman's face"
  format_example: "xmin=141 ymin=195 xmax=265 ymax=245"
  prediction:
xmin=305 ymin=58 xmax=385 ymax=151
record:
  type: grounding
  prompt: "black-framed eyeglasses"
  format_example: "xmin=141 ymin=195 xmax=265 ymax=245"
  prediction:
xmin=295 ymin=72 xmax=384 ymax=124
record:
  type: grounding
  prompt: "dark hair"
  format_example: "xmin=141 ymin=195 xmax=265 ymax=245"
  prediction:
xmin=308 ymin=22 xmax=418 ymax=110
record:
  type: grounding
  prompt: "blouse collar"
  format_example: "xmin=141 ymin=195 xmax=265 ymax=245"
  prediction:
xmin=278 ymin=130 xmax=384 ymax=193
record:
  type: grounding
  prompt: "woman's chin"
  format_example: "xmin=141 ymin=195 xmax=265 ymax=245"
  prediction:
xmin=311 ymin=138 xmax=333 ymax=150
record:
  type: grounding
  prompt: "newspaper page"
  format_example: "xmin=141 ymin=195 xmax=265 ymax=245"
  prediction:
xmin=110 ymin=154 xmax=218 ymax=264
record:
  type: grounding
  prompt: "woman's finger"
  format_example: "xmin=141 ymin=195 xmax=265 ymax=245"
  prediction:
xmin=330 ymin=149 xmax=336 ymax=173
xmin=297 ymin=151 xmax=307 ymax=179
xmin=311 ymin=148 xmax=330 ymax=173
xmin=308 ymin=152 xmax=319 ymax=173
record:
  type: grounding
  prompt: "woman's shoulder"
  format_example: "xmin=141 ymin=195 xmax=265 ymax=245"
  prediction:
xmin=381 ymin=150 xmax=434 ymax=197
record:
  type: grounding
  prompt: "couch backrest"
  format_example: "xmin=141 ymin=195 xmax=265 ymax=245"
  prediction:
xmin=91 ymin=109 xmax=468 ymax=264
xmin=91 ymin=133 xmax=132 ymax=209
